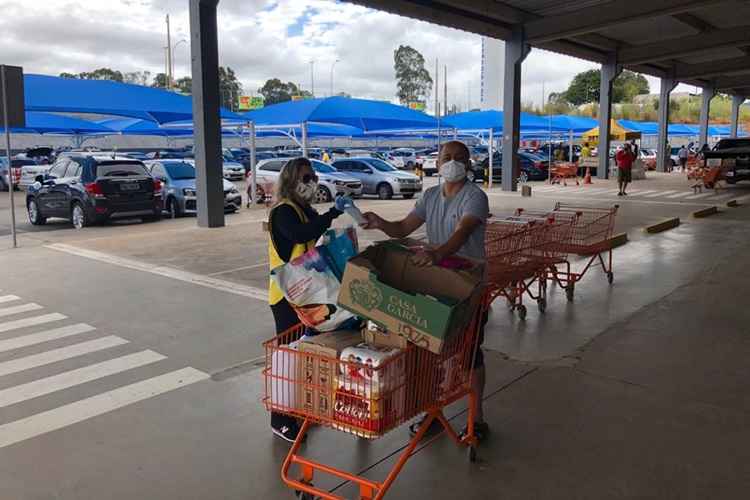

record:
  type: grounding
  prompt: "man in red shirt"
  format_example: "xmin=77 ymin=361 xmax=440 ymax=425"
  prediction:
xmin=615 ymin=143 xmax=636 ymax=196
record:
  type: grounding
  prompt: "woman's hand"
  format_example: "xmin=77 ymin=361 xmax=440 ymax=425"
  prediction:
xmin=361 ymin=212 xmax=385 ymax=230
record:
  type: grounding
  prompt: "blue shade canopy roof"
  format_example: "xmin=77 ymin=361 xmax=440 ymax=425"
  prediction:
xmin=549 ymin=115 xmax=598 ymax=132
xmin=442 ymin=110 xmax=566 ymax=132
xmin=251 ymin=122 xmax=365 ymax=138
xmin=97 ymin=118 xmax=194 ymax=137
xmin=24 ymin=74 xmax=244 ymax=124
xmin=0 ymin=111 xmax=112 ymax=135
xmin=242 ymin=96 xmax=438 ymax=132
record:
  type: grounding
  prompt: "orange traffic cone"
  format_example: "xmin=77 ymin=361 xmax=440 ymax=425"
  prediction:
xmin=584 ymin=167 xmax=592 ymax=184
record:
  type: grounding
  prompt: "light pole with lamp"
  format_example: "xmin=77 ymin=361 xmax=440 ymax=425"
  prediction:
xmin=171 ymin=38 xmax=188 ymax=88
xmin=309 ymin=60 xmax=315 ymax=97
xmin=330 ymin=59 xmax=340 ymax=97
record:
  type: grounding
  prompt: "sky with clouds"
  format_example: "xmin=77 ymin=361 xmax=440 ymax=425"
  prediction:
xmin=0 ymin=0 xmax=670 ymax=113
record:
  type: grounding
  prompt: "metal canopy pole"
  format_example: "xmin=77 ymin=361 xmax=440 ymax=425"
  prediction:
xmin=501 ymin=28 xmax=529 ymax=192
xmin=249 ymin=120 xmax=257 ymax=204
xmin=487 ymin=128 xmax=493 ymax=189
xmin=731 ymin=95 xmax=744 ymax=138
xmin=1 ymin=66 xmax=17 ymax=248
xmin=189 ymin=0 xmax=224 ymax=228
xmin=301 ymin=121 xmax=308 ymax=157
xmin=657 ymin=77 xmax=677 ymax=172
xmin=699 ymin=86 xmax=715 ymax=147
xmin=598 ymin=53 xmax=621 ymax=180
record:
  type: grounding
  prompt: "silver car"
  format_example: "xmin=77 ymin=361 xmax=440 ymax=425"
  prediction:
xmin=146 ymin=160 xmax=241 ymax=217
xmin=331 ymin=157 xmax=422 ymax=199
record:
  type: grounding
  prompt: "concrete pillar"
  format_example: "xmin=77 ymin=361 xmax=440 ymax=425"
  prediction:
xmin=189 ymin=0 xmax=224 ymax=228
xmin=501 ymin=28 xmax=530 ymax=192
xmin=698 ymin=87 xmax=715 ymax=148
xmin=597 ymin=54 xmax=621 ymax=180
xmin=730 ymin=95 xmax=744 ymax=138
xmin=656 ymin=77 xmax=677 ymax=173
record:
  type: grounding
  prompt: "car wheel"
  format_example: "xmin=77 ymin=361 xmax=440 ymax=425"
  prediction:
xmin=315 ymin=185 xmax=332 ymax=204
xmin=377 ymin=183 xmax=393 ymax=200
xmin=71 ymin=202 xmax=89 ymax=230
xmin=27 ymin=199 xmax=46 ymax=225
xmin=167 ymin=197 xmax=182 ymax=219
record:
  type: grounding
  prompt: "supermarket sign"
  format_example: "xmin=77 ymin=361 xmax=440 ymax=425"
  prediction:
xmin=408 ymin=101 xmax=426 ymax=111
xmin=238 ymin=96 xmax=264 ymax=111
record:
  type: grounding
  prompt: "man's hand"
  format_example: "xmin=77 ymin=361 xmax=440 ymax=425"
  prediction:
xmin=412 ymin=248 xmax=439 ymax=267
xmin=361 ymin=212 xmax=385 ymax=230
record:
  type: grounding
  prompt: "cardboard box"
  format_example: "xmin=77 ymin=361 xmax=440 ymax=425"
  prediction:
xmin=338 ymin=241 xmax=485 ymax=354
xmin=363 ymin=321 xmax=408 ymax=349
xmin=298 ymin=330 xmax=362 ymax=419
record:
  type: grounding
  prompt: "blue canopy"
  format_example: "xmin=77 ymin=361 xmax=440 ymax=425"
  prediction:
xmin=97 ymin=118 xmax=194 ymax=137
xmin=550 ymin=115 xmax=598 ymax=133
xmin=442 ymin=110 xmax=566 ymax=133
xmin=0 ymin=111 xmax=112 ymax=135
xmin=24 ymin=74 xmax=244 ymax=124
xmin=242 ymin=96 xmax=437 ymax=132
xmin=252 ymin=122 xmax=365 ymax=138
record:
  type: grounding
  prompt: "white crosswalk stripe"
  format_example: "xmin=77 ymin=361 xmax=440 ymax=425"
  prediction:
xmin=0 ymin=303 xmax=43 ymax=318
xmin=643 ymin=190 xmax=676 ymax=198
xmin=665 ymin=191 xmax=693 ymax=199
xmin=0 ymin=350 xmax=166 ymax=408
xmin=0 ymin=313 xmax=67 ymax=333
xmin=0 ymin=293 xmax=209 ymax=450
xmin=0 ymin=323 xmax=96 ymax=354
xmin=0 ymin=336 xmax=128 ymax=377
xmin=685 ymin=192 xmax=716 ymax=200
xmin=0 ymin=367 xmax=208 ymax=449
xmin=630 ymin=190 xmax=659 ymax=196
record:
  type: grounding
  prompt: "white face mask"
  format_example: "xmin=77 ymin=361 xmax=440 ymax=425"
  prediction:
xmin=296 ymin=180 xmax=318 ymax=202
xmin=439 ymin=160 xmax=467 ymax=183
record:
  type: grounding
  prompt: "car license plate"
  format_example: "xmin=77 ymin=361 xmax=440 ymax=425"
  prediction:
xmin=120 ymin=182 xmax=140 ymax=191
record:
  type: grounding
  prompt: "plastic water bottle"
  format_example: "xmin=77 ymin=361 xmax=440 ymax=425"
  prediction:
xmin=344 ymin=200 xmax=366 ymax=226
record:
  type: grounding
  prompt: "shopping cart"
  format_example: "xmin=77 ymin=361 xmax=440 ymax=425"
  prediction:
xmin=263 ymin=297 xmax=487 ymax=500
xmin=549 ymin=162 xmax=580 ymax=186
xmin=484 ymin=215 xmax=576 ymax=318
xmin=537 ymin=203 xmax=619 ymax=301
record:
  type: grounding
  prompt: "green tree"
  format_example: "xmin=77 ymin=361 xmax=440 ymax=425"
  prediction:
xmin=562 ymin=69 xmax=649 ymax=105
xmin=219 ymin=66 xmax=243 ymax=111
xmin=123 ymin=71 xmax=152 ymax=86
xmin=258 ymin=79 xmax=311 ymax=105
xmin=59 ymin=72 xmax=78 ymax=79
xmin=175 ymin=76 xmax=192 ymax=94
xmin=151 ymin=73 xmax=168 ymax=89
xmin=59 ymin=68 xmax=125 ymax=82
xmin=393 ymin=45 xmax=432 ymax=105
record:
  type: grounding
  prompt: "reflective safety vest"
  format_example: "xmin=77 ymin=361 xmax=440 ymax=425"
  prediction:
xmin=268 ymin=199 xmax=316 ymax=305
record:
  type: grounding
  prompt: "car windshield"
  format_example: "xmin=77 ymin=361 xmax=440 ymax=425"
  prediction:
xmin=165 ymin=162 xmax=196 ymax=180
xmin=311 ymin=161 xmax=336 ymax=173
xmin=96 ymin=162 xmax=149 ymax=177
xmin=363 ymin=158 xmax=397 ymax=172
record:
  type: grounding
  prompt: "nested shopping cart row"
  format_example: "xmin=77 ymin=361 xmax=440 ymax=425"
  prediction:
xmin=485 ymin=203 xmax=619 ymax=317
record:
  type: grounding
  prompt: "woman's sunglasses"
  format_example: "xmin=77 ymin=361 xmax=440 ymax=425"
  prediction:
xmin=302 ymin=174 xmax=319 ymax=184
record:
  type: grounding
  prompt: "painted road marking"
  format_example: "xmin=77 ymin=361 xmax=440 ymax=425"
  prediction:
xmin=643 ymin=190 xmax=676 ymax=198
xmin=207 ymin=262 xmax=269 ymax=276
xmin=0 ymin=350 xmax=166 ymax=408
xmin=0 ymin=296 xmax=20 ymax=304
xmin=630 ymin=190 xmax=659 ymax=196
xmin=0 ymin=336 xmax=128 ymax=377
xmin=0 ymin=303 xmax=43 ymax=318
xmin=0 ymin=367 xmax=209 ymax=449
xmin=0 ymin=324 xmax=96 ymax=354
xmin=665 ymin=192 xmax=693 ymax=199
xmin=685 ymin=192 xmax=716 ymax=200
xmin=46 ymin=244 xmax=267 ymax=302
xmin=0 ymin=314 xmax=67 ymax=334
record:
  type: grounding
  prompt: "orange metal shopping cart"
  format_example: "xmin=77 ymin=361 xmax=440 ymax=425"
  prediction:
xmin=549 ymin=162 xmax=580 ymax=186
xmin=263 ymin=298 xmax=487 ymax=500
xmin=517 ymin=203 xmax=619 ymax=301
xmin=483 ymin=216 xmax=574 ymax=319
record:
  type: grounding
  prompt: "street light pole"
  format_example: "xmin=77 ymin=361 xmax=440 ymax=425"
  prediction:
xmin=171 ymin=39 xmax=188 ymax=88
xmin=165 ymin=14 xmax=172 ymax=89
xmin=309 ymin=60 xmax=315 ymax=97
xmin=330 ymin=59 xmax=340 ymax=97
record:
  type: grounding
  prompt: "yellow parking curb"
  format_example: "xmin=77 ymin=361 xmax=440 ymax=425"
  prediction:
xmin=692 ymin=206 xmax=719 ymax=218
xmin=608 ymin=232 xmax=629 ymax=248
xmin=645 ymin=218 xmax=680 ymax=234
xmin=726 ymin=199 xmax=739 ymax=207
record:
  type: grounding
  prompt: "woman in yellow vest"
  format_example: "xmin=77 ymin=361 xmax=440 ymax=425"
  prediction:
xmin=268 ymin=157 xmax=345 ymax=442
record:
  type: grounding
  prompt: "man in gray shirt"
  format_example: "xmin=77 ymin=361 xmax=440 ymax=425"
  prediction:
xmin=362 ymin=140 xmax=490 ymax=441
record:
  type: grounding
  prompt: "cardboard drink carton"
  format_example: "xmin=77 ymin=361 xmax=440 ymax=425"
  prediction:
xmin=298 ymin=330 xmax=362 ymax=419
xmin=338 ymin=241 xmax=485 ymax=354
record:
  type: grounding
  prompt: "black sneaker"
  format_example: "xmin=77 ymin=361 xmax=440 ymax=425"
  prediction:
xmin=459 ymin=421 xmax=490 ymax=443
xmin=408 ymin=415 xmax=443 ymax=439
xmin=272 ymin=415 xmax=303 ymax=443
